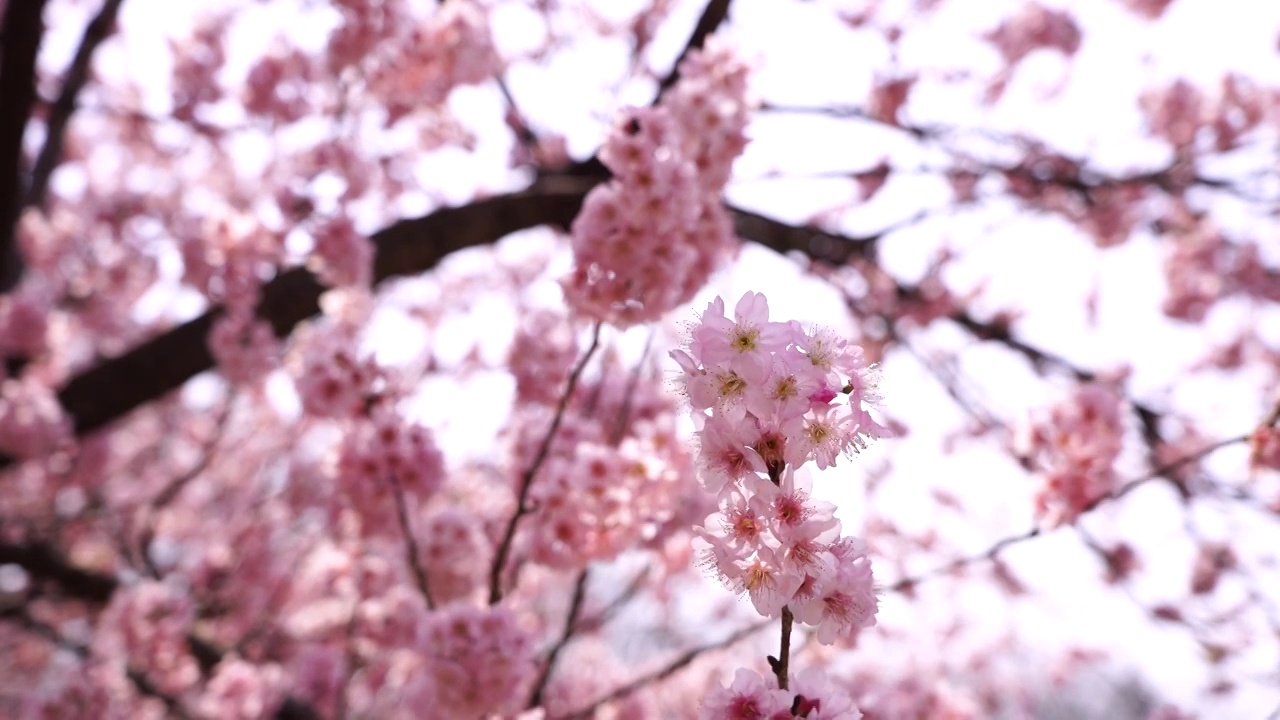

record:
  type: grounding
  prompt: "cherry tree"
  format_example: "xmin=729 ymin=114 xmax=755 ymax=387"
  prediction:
xmin=1 ymin=0 xmax=1278 ymax=717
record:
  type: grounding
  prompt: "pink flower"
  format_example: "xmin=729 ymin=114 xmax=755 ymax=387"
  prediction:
xmin=793 ymin=540 xmax=878 ymax=645
xmin=695 ymin=413 xmax=768 ymax=494
xmin=695 ymin=489 xmax=770 ymax=562
xmin=728 ymin=545 xmax=804 ymax=619
xmin=790 ymin=669 xmax=864 ymax=719
xmin=693 ymin=293 xmax=794 ymax=374
xmin=746 ymin=349 xmax=823 ymax=422
xmin=700 ymin=668 xmax=793 ymax=720
xmin=746 ymin=466 xmax=837 ymax=542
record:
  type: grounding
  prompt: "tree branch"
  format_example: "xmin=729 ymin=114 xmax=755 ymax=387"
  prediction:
xmin=888 ymin=434 xmax=1249 ymax=594
xmin=489 ymin=321 xmax=601 ymax=604
xmin=0 ymin=0 xmax=51 ymax=293
xmin=26 ymin=0 xmax=125 ymax=210
xmin=0 ymin=182 xmax=591 ymax=470
xmin=560 ymin=619 xmax=770 ymax=719
xmin=654 ymin=0 xmax=733 ymax=99
xmin=390 ymin=475 xmax=434 ymax=610
xmin=0 ymin=540 xmax=116 ymax=602
xmin=0 ymin=179 xmax=909 ymax=473
xmin=528 ymin=568 xmax=590 ymax=709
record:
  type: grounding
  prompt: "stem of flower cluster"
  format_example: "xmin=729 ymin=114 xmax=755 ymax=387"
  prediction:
xmin=776 ymin=606 xmax=794 ymax=690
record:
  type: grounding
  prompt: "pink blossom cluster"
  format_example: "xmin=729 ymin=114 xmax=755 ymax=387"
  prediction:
xmin=0 ymin=288 xmax=50 ymax=360
xmin=1018 ymin=383 xmax=1125 ymax=526
xmin=414 ymin=604 xmax=537 ymax=718
xmin=1251 ymin=424 xmax=1280 ymax=472
xmin=562 ymin=40 xmax=749 ymax=327
xmin=292 ymin=330 xmax=385 ymax=419
xmin=335 ymin=406 xmax=446 ymax=531
xmin=208 ymin=310 xmax=280 ymax=385
xmin=307 ymin=215 xmax=373 ymax=289
xmin=92 ymin=580 xmax=201 ymax=697
xmin=193 ymin=658 xmax=285 ymax=720
xmin=362 ymin=1 xmax=501 ymax=121
xmin=508 ymin=365 xmax=692 ymax=569
xmin=0 ymin=377 xmax=71 ymax=459
xmin=417 ymin=509 xmax=491 ymax=605
xmin=1160 ymin=219 xmax=1280 ymax=322
xmin=195 ymin=213 xmax=287 ymax=384
xmin=670 ymin=293 xmax=884 ymax=717
xmin=701 ymin=668 xmax=862 ymax=720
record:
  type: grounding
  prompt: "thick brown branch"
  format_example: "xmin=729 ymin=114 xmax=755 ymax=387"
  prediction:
xmin=27 ymin=0 xmax=126 ymax=209
xmin=0 ymin=183 xmax=592 ymax=470
xmin=0 ymin=540 xmax=117 ymax=602
xmin=0 ymin=0 xmax=51 ymax=293
xmin=0 ymin=176 xmax=889 ymax=473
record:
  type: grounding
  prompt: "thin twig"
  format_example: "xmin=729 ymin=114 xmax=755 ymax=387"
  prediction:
xmin=888 ymin=434 xmax=1249 ymax=593
xmin=27 ymin=0 xmax=127 ymax=209
xmin=586 ymin=564 xmax=652 ymax=629
xmin=654 ymin=0 xmax=733 ymax=100
xmin=528 ymin=568 xmax=590 ymax=708
xmin=610 ymin=329 xmax=654 ymax=445
xmin=496 ymin=77 xmax=540 ymax=160
xmin=558 ymin=619 xmax=770 ymax=719
xmin=390 ymin=475 xmax=435 ymax=610
xmin=489 ymin=322 xmax=603 ymax=604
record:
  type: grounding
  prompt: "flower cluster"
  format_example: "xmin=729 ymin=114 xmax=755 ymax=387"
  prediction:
xmin=332 ymin=406 xmax=446 ymax=537
xmin=701 ymin=668 xmax=863 ymax=720
xmin=509 ymin=366 xmax=692 ymax=570
xmin=92 ymin=580 xmax=200 ymax=697
xmin=414 ymin=604 xmax=537 ymax=718
xmin=671 ymin=293 xmax=884 ymax=718
xmin=562 ymin=40 xmax=749 ymax=327
xmin=0 ymin=377 xmax=71 ymax=459
xmin=292 ymin=328 xmax=384 ymax=419
xmin=1018 ymin=383 xmax=1125 ymax=526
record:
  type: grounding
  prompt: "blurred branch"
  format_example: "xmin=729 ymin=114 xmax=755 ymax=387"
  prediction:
xmin=888 ymin=434 xmax=1249 ymax=594
xmin=0 ymin=540 xmax=116 ymax=602
xmin=0 ymin=0 xmax=51 ymax=293
xmin=945 ymin=302 xmax=1168 ymax=468
xmin=654 ymin=0 xmax=732 ymax=99
xmin=27 ymin=0 xmax=126 ymax=210
xmin=0 ymin=167 xmax=900 ymax=471
xmin=583 ymin=564 xmax=651 ymax=629
xmin=489 ymin=321 xmax=601 ymax=605
xmin=0 ymin=181 xmax=593 ymax=470
xmin=559 ymin=618 xmax=770 ymax=719
xmin=528 ymin=568 xmax=590 ymax=709
xmin=390 ymin=475 xmax=435 ymax=610
xmin=758 ymin=102 xmax=1274 ymax=205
